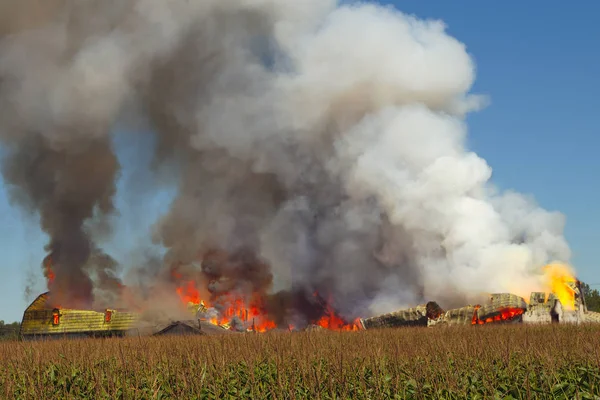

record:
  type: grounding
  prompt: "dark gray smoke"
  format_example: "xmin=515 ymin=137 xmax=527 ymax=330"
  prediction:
xmin=0 ymin=1 xmax=571 ymax=317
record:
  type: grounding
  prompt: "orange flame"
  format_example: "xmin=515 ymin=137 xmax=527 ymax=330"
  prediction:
xmin=175 ymin=280 xmax=201 ymax=305
xmin=43 ymin=254 xmax=55 ymax=285
xmin=173 ymin=276 xmax=277 ymax=332
xmin=52 ymin=309 xmax=60 ymax=325
xmin=314 ymin=312 xmax=362 ymax=331
xmin=542 ymin=263 xmax=577 ymax=310
xmin=471 ymin=306 xmax=524 ymax=325
xmin=312 ymin=292 xmax=362 ymax=331
xmin=471 ymin=305 xmax=481 ymax=325
xmin=172 ymin=276 xmax=362 ymax=332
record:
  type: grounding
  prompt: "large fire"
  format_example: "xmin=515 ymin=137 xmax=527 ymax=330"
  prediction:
xmin=41 ymin=251 xmax=361 ymax=332
xmin=542 ymin=263 xmax=577 ymax=310
xmin=166 ymin=261 xmax=582 ymax=331
xmin=168 ymin=249 xmax=362 ymax=333
xmin=40 ymin=251 xmax=580 ymax=332
xmin=174 ymin=276 xmax=277 ymax=332
xmin=310 ymin=292 xmax=361 ymax=331
xmin=172 ymin=275 xmax=360 ymax=332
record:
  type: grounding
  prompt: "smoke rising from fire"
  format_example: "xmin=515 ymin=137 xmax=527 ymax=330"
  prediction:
xmin=0 ymin=1 xmax=570 ymax=318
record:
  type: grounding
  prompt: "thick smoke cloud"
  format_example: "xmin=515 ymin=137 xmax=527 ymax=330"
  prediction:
xmin=0 ymin=1 xmax=570 ymax=318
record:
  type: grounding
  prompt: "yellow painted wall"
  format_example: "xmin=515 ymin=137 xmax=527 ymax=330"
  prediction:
xmin=20 ymin=293 xmax=139 ymax=336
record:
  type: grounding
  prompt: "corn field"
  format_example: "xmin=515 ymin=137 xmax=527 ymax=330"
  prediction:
xmin=1 ymin=324 xmax=599 ymax=399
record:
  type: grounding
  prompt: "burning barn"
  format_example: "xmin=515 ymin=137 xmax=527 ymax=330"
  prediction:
xmin=20 ymin=292 xmax=139 ymax=340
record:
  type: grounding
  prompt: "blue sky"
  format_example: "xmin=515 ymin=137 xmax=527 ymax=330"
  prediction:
xmin=1 ymin=2 xmax=598 ymax=322
xmin=385 ymin=1 xmax=599 ymax=286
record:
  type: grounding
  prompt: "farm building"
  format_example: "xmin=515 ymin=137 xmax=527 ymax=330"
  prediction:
xmin=20 ymin=292 xmax=139 ymax=340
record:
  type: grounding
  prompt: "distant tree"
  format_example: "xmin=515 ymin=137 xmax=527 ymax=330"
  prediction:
xmin=0 ymin=320 xmax=20 ymax=340
xmin=581 ymin=282 xmax=600 ymax=312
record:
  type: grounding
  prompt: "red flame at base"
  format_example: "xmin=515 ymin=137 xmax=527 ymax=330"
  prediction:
xmin=42 ymin=253 xmax=360 ymax=333
xmin=311 ymin=292 xmax=362 ymax=331
xmin=172 ymin=272 xmax=362 ymax=333
xmin=471 ymin=306 xmax=524 ymax=325
xmin=314 ymin=313 xmax=362 ymax=331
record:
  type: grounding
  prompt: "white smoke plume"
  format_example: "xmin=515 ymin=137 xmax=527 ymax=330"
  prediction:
xmin=0 ymin=1 xmax=570 ymax=319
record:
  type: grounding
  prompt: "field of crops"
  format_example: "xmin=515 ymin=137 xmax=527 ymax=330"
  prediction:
xmin=1 ymin=324 xmax=599 ymax=399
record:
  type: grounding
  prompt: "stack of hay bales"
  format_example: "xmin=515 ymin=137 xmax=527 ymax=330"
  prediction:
xmin=475 ymin=293 xmax=527 ymax=323
xmin=585 ymin=311 xmax=600 ymax=323
xmin=359 ymin=302 xmax=444 ymax=329
xmin=429 ymin=306 xmax=478 ymax=326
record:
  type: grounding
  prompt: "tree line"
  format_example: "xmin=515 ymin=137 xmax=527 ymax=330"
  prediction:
xmin=581 ymin=282 xmax=600 ymax=312
xmin=0 ymin=320 xmax=20 ymax=340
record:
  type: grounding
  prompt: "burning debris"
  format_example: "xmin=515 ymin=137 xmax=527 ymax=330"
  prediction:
xmin=168 ymin=250 xmax=278 ymax=332
xmin=164 ymin=249 xmax=365 ymax=332
xmin=20 ymin=263 xmax=600 ymax=341
xmin=471 ymin=293 xmax=527 ymax=325
xmin=359 ymin=295 xmax=529 ymax=330
xmin=359 ymin=278 xmax=599 ymax=329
